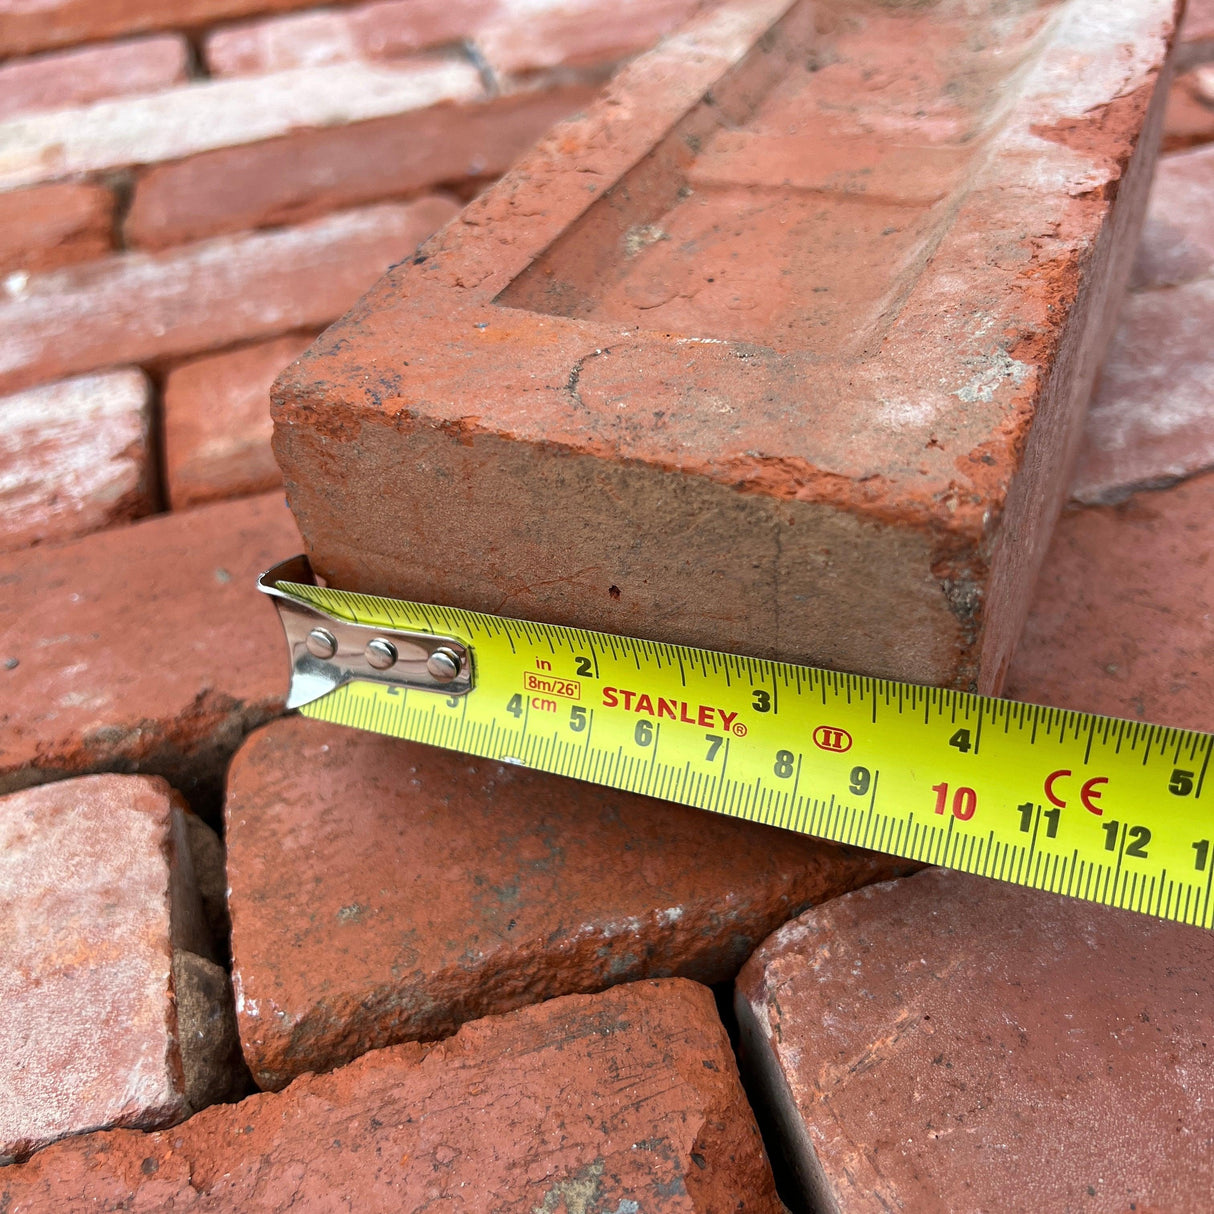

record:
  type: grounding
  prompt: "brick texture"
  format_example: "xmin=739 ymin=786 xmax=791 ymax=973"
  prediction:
xmin=0 ymin=775 xmax=228 ymax=1163
xmin=0 ymin=493 xmax=299 ymax=807
xmin=1162 ymin=69 xmax=1214 ymax=151
xmin=736 ymin=869 xmax=1214 ymax=1213
xmin=274 ymin=0 xmax=1176 ymax=695
xmin=0 ymin=0 xmax=400 ymax=59
xmin=204 ymin=0 xmax=497 ymax=76
xmin=0 ymin=182 xmax=113 ymax=277
xmin=0 ymin=58 xmax=482 ymax=193
xmin=477 ymin=0 xmax=701 ymax=77
xmin=0 ymin=196 xmax=459 ymax=396
xmin=0 ymin=980 xmax=782 ymax=1211
xmin=164 ymin=334 xmax=314 ymax=509
xmin=0 ymin=35 xmax=187 ymax=122
xmin=0 ymin=369 xmax=154 ymax=554
xmin=226 ymin=714 xmax=908 ymax=1090
xmin=124 ymin=85 xmax=594 ymax=250
xmin=1177 ymin=0 xmax=1214 ymax=68
xmin=1073 ymin=144 xmax=1214 ymax=503
xmin=1005 ymin=474 xmax=1213 ymax=733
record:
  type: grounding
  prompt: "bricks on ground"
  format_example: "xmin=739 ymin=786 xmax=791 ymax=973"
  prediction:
xmin=0 ymin=370 xmax=154 ymax=554
xmin=0 ymin=775 xmax=243 ymax=1165
xmin=163 ymin=334 xmax=317 ymax=509
xmin=1071 ymin=143 xmax=1214 ymax=505
xmin=736 ymin=868 xmax=1214 ymax=1212
xmin=273 ymin=0 xmax=1177 ymax=695
xmin=0 ymin=980 xmax=781 ymax=1211
xmin=0 ymin=493 xmax=299 ymax=807
xmin=225 ymin=714 xmax=910 ymax=1089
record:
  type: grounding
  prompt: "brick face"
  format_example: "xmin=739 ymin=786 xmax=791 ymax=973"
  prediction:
xmin=0 ymin=0 xmax=381 ymax=58
xmin=0 ymin=196 xmax=460 ymax=395
xmin=0 ymin=369 xmax=154 ymax=554
xmin=124 ymin=85 xmax=594 ymax=249
xmin=225 ymin=715 xmax=907 ymax=1089
xmin=0 ymin=775 xmax=217 ymax=1163
xmin=477 ymin=0 xmax=700 ymax=76
xmin=0 ymin=35 xmax=187 ymax=122
xmin=1005 ymin=475 xmax=1213 ymax=734
xmin=164 ymin=333 xmax=315 ymax=508
xmin=0 ymin=492 xmax=299 ymax=805
xmin=204 ymin=0 xmax=497 ymax=76
xmin=274 ymin=0 xmax=1176 ymax=694
xmin=736 ymin=869 xmax=1214 ymax=1213
xmin=0 ymin=981 xmax=782 ymax=1211
xmin=0 ymin=181 xmax=113 ymax=277
xmin=0 ymin=58 xmax=483 ymax=193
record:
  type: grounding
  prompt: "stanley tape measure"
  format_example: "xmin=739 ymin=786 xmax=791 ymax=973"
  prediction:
xmin=260 ymin=556 xmax=1213 ymax=929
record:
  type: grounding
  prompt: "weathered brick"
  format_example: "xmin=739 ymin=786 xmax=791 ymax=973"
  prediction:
xmin=1070 ymin=284 xmax=1214 ymax=504
xmin=274 ymin=0 xmax=1175 ymax=694
xmin=1072 ymin=144 xmax=1214 ymax=504
xmin=1162 ymin=68 xmax=1214 ymax=151
xmin=0 ymin=775 xmax=240 ymax=1164
xmin=0 ymin=181 xmax=113 ymax=277
xmin=736 ymin=869 xmax=1214 ymax=1213
xmin=477 ymin=0 xmax=700 ymax=77
xmin=226 ymin=714 xmax=906 ymax=1090
xmin=0 ymin=979 xmax=781 ymax=1211
xmin=125 ymin=84 xmax=594 ymax=250
xmin=205 ymin=0 xmax=496 ymax=76
xmin=0 ymin=35 xmax=187 ymax=122
xmin=164 ymin=334 xmax=314 ymax=509
xmin=1177 ymin=0 xmax=1214 ymax=69
xmin=0 ymin=58 xmax=482 ymax=193
xmin=0 ymin=493 xmax=299 ymax=806
xmin=0 ymin=0 xmax=404 ymax=59
xmin=1005 ymin=474 xmax=1213 ymax=733
xmin=0 ymin=369 xmax=154 ymax=555
xmin=1131 ymin=143 xmax=1214 ymax=290
xmin=0 ymin=197 xmax=459 ymax=396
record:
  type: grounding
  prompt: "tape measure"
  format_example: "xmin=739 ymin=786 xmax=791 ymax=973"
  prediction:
xmin=260 ymin=556 xmax=1213 ymax=929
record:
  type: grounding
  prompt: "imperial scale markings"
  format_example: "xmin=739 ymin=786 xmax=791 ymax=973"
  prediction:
xmin=260 ymin=560 xmax=1213 ymax=929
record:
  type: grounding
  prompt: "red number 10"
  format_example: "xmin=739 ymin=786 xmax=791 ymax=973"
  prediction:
xmin=932 ymin=782 xmax=977 ymax=821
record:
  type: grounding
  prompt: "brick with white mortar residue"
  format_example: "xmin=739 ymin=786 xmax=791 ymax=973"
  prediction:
xmin=0 ymin=35 xmax=188 ymax=123
xmin=0 ymin=196 xmax=460 ymax=395
xmin=0 ymin=369 xmax=154 ymax=554
xmin=205 ymin=0 xmax=496 ymax=76
xmin=0 ymin=57 xmax=483 ymax=192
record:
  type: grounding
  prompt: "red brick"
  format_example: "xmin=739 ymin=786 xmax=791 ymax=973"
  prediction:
xmin=0 ymin=197 xmax=459 ymax=396
xmin=125 ymin=84 xmax=594 ymax=250
xmin=1070 ymin=283 xmax=1214 ymax=504
xmin=0 ymin=775 xmax=239 ymax=1163
xmin=164 ymin=334 xmax=314 ymax=509
xmin=1005 ymin=475 xmax=1213 ymax=732
xmin=0 ymin=369 xmax=154 ymax=554
xmin=205 ymin=0 xmax=496 ymax=76
xmin=736 ymin=869 xmax=1214 ymax=1213
xmin=1131 ymin=143 xmax=1214 ymax=290
xmin=0 ymin=492 xmax=299 ymax=805
xmin=1177 ymin=0 xmax=1214 ymax=68
xmin=1162 ymin=68 xmax=1214 ymax=151
xmin=0 ymin=58 xmax=482 ymax=193
xmin=1 ymin=980 xmax=779 ymax=1211
xmin=226 ymin=714 xmax=907 ymax=1090
xmin=0 ymin=35 xmax=187 ymax=122
xmin=274 ymin=0 xmax=1175 ymax=694
xmin=0 ymin=181 xmax=113 ymax=277
xmin=478 ymin=0 xmax=700 ymax=77
xmin=0 ymin=1 xmax=398 ymax=58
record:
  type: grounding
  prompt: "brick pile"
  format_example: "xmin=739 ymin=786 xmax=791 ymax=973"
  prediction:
xmin=1 ymin=0 xmax=1212 ymax=1209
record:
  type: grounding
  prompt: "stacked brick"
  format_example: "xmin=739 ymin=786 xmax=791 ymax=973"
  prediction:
xmin=1 ymin=2 xmax=1213 ymax=1210
xmin=0 ymin=0 xmax=701 ymax=553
